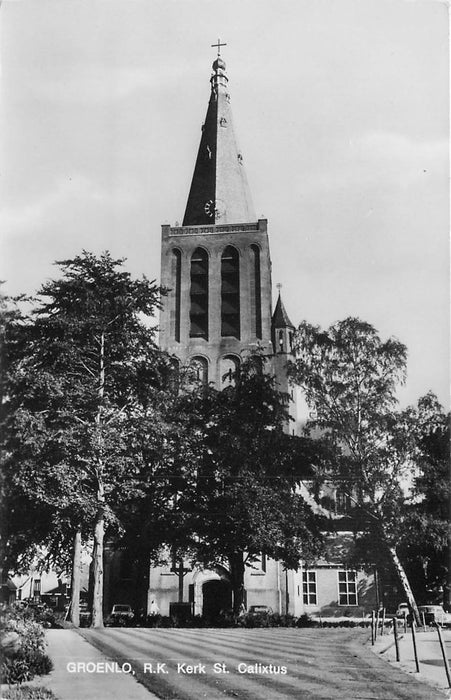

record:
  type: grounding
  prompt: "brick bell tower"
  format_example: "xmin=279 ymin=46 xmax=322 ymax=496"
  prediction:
xmin=159 ymin=45 xmax=275 ymax=387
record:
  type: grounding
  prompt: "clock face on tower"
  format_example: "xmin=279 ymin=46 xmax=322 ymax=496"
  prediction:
xmin=204 ymin=199 xmax=226 ymax=220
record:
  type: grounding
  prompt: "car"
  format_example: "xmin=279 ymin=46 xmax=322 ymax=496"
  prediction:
xmin=106 ymin=604 xmax=134 ymax=626
xmin=247 ymin=605 xmax=273 ymax=616
xmin=396 ymin=603 xmax=409 ymax=619
xmin=79 ymin=602 xmax=91 ymax=625
xmin=418 ymin=605 xmax=451 ymax=627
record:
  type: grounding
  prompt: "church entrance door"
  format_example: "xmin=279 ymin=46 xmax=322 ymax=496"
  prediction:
xmin=202 ymin=579 xmax=232 ymax=619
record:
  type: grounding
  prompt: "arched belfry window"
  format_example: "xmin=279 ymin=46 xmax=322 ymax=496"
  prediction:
xmin=221 ymin=246 xmax=240 ymax=339
xmin=190 ymin=248 xmax=209 ymax=339
xmin=250 ymin=245 xmax=262 ymax=339
xmin=171 ymin=249 xmax=181 ymax=342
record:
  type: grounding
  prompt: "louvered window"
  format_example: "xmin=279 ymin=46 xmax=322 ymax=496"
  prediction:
xmin=221 ymin=246 xmax=240 ymax=338
xmin=190 ymin=248 xmax=208 ymax=339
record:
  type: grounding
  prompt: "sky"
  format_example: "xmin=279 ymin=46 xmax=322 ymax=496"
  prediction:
xmin=1 ymin=0 xmax=449 ymax=409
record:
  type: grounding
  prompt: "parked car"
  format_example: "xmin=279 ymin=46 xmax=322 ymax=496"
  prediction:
xmin=418 ymin=605 xmax=451 ymax=627
xmin=106 ymin=604 xmax=134 ymax=626
xmin=247 ymin=605 xmax=273 ymax=616
xmin=396 ymin=603 xmax=409 ymax=619
xmin=79 ymin=602 xmax=91 ymax=626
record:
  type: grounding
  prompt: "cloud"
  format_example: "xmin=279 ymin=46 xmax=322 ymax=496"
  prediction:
xmin=2 ymin=175 xmax=120 ymax=237
xmin=29 ymin=62 xmax=192 ymax=105
xmin=351 ymin=131 xmax=447 ymax=165
xmin=298 ymin=131 xmax=448 ymax=196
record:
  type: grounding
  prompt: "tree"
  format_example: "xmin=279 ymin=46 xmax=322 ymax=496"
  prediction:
xmin=0 ymin=291 xmax=78 ymax=578
xmin=399 ymin=393 xmax=450 ymax=607
xmin=289 ymin=317 xmax=426 ymax=623
xmin=1 ymin=252 xmax=171 ymax=627
xmin=165 ymin=355 xmax=324 ymax=614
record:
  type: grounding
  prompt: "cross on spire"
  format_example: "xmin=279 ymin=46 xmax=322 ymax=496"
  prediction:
xmin=211 ymin=38 xmax=227 ymax=56
xmin=276 ymin=283 xmax=283 ymax=292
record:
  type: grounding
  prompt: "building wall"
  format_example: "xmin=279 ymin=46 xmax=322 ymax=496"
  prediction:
xmin=147 ymin=555 xmax=377 ymax=618
xmin=301 ymin=567 xmax=377 ymax=617
xmin=160 ymin=219 xmax=273 ymax=388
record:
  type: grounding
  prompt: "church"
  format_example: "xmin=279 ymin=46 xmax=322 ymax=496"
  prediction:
xmin=145 ymin=46 xmax=377 ymax=619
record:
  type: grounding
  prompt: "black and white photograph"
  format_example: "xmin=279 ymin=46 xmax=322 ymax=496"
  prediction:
xmin=1 ymin=1 xmax=449 ymax=698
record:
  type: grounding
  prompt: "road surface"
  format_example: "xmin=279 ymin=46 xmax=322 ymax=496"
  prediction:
xmin=75 ymin=627 xmax=446 ymax=699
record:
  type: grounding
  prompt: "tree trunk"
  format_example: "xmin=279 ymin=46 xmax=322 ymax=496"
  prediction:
xmin=178 ymin=561 xmax=184 ymax=603
xmin=229 ymin=552 xmax=245 ymax=615
xmin=91 ymin=507 xmax=104 ymax=628
xmin=69 ymin=529 xmax=82 ymax=627
xmin=388 ymin=545 xmax=420 ymax=626
xmin=132 ymin=550 xmax=150 ymax=620
xmin=91 ymin=331 xmax=106 ymax=629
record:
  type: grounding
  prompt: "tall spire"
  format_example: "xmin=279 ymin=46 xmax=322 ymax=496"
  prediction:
xmin=182 ymin=47 xmax=256 ymax=226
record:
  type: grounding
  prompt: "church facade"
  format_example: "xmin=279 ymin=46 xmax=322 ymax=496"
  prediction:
xmin=146 ymin=50 xmax=377 ymax=619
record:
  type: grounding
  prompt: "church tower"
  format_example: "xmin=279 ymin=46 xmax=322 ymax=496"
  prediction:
xmin=150 ymin=45 xmax=310 ymax=618
xmin=159 ymin=50 xmax=274 ymax=387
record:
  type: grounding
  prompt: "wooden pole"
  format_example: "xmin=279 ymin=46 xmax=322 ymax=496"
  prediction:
xmin=393 ymin=617 xmax=400 ymax=662
xmin=410 ymin=620 xmax=420 ymax=673
xmin=375 ymin=609 xmax=380 ymax=639
xmin=381 ymin=608 xmax=386 ymax=636
xmin=435 ymin=623 xmax=451 ymax=689
xmin=371 ymin=611 xmax=375 ymax=646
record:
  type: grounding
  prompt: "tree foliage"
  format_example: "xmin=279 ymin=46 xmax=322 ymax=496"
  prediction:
xmin=288 ymin=317 xmax=435 ymax=620
xmin=399 ymin=393 xmax=450 ymax=605
xmin=140 ymin=354 xmax=325 ymax=613
xmin=1 ymin=252 xmax=172 ymax=625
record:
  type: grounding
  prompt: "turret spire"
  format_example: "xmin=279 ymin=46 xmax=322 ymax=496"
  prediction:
xmin=272 ymin=288 xmax=295 ymax=355
xmin=182 ymin=47 xmax=256 ymax=226
xmin=272 ymin=289 xmax=295 ymax=330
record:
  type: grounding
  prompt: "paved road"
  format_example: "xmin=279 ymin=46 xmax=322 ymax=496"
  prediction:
xmin=373 ymin=627 xmax=451 ymax=694
xmin=77 ymin=627 xmax=447 ymax=699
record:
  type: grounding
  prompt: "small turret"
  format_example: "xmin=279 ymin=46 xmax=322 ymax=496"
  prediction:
xmin=271 ymin=289 xmax=295 ymax=355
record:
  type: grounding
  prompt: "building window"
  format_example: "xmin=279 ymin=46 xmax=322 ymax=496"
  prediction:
xmin=335 ymin=488 xmax=351 ymax=514
xmin=220 ymin=355 xmax=239 ymax=388
xmin=190 ymin=356 xmax=208 ymax=387
xmin=171 ymin=249 xmax=181 ymax=342
xmin=167 ymin=358 xmax=180 ymax=393
xmin=338 ymin=570 xmax=358 ymax=605
xmin=261 ymin=553 xmax=267 ymax=573
xmin=221 ymin=246 xmax=240 ymax=338
xmin=33 ymin=579 xmax=41 ymax=593
xmin=250 ymin=245 xmax=262 ymax=339
xmin=302 ymin=570 xmax=317 ymax=606
xmin=190 ymin=248 xmax=208 ymax=339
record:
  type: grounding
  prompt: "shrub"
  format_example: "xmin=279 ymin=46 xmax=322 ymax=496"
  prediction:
xmin=0 ymin=606 xmax=53 ymax=685
xmin=1 ymin=657 xmax=31 ymax=685
xmin=2 ymin=686 xmax=57 ymax=699
xmin=296 ymin=613 xmax=316 ymax=628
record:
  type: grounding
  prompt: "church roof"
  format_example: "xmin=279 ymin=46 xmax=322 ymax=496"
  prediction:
xmin=272 ymin=292 xmax=295 ymax=329
xmin=182 ymin=54 xmax=256 ymax=226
